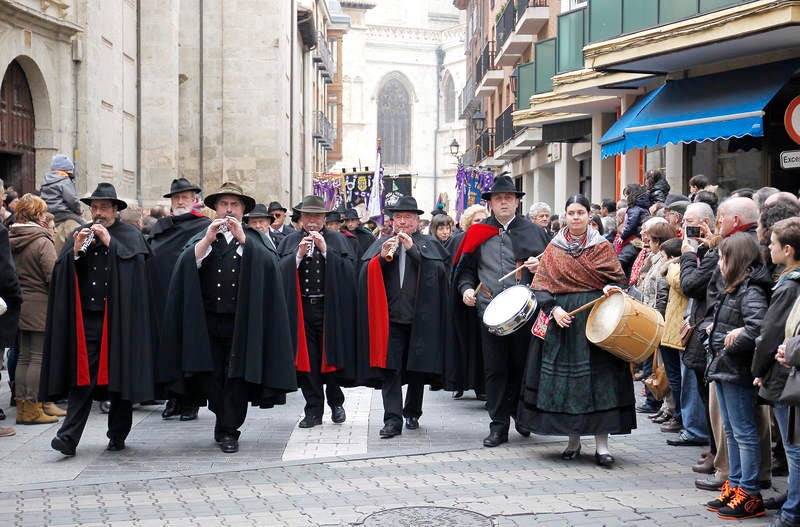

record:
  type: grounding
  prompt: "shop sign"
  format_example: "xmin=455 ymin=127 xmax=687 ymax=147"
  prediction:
xmin=780 ymin=150 xmax=800 ymax=169
xmin=785 ymin=95 xmax=800 ymax=144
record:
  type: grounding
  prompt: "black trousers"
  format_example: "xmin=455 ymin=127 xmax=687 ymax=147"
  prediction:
xmin=299 ymin=299 xmax=344 ymax=418
xmin=57 ymin=312 xmax=132 ymax=446
xmin=381 ymin=323 xmax=424 ymax=427
xmin=204 ymin=312 xmax=248 ymax=440
xmin=480 ymin=320 xmax=532 ymax=434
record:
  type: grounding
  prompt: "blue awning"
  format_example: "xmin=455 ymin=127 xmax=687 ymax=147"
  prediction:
xmin=599 ymin=59 xmax=800 ymax=158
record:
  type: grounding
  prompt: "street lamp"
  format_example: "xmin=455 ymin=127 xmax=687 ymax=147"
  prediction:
xmin=472 ymin=110 xmax=486 ymax=134
xmin=449 ymin=138 xmax=460 ymax=157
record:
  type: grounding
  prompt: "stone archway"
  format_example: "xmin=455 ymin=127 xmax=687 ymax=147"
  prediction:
xmin=0 ymin=60 xmax=36 ymax=193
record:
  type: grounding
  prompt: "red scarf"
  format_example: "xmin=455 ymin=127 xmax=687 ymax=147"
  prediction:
xmin=725 ymin=223 xmax=755 ymax=238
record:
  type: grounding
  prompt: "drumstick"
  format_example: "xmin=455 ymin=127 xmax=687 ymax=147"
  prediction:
xmin=566 ymin=296 xmax=607 ymax=317
xmin=497 ymin=251 xmax=546 ymax=282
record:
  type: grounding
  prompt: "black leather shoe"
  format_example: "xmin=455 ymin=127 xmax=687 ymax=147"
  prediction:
xmin=667 ymin=436 xmax=709 ymax=447
xmin=405 ymin=417 xmax=419 ymax=430
xmin=695 ymin=477 xmax=725 ymax=491
xmin=452 ymin=391 xmax=463 ymax=399
xmin=379 ymin=424 xmax=402 ymax=438
xmin=220 ymin=435 xmax=238 ymax=453
xmin=514 ymin=421 xmax=531 ymax=437
xmin=764 ymin=493 xmax=788 ymax=510
xmin=179 ymin=407 xmax=199 ymax=421
xmin=331 ymin=406 xmax=346 ymax=424
xmin=760 ymin=479 xmax=772 ymax=490
xmin=636 ymin=403 xmax=660 ymax=413
xmin=51 ymin=435 xmax=76 ymax=456
xmin=99 ymin=401 xmax=111 ymax=414
xmin=107 ymin=438 xmax=125 ymax=451
xmin=483 ymin=432 xmax=508 ymax=447
xmin=138 ymin=400 xmax=163 ymax=406
xmin=298 ymin=415 xmax=322 ymax=428
xmin=561 ymin=446 xmax=581 ymax=460
xmin=161 ymin=399 xmax=180 ymax=419
xmin=595 ymin=452 xmax=615 ymax=466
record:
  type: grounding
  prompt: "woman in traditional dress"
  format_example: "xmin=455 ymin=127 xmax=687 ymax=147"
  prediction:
xmin=521 ymin=194 xmax=636 ymax=466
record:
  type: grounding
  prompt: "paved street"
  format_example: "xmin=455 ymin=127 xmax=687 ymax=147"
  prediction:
xmin=0 ymin=382 xmax=789 ymax=526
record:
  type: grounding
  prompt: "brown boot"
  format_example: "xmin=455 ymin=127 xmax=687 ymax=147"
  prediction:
xmin=42 ymin=402 xmax=67 ymax=417
xmin=692 ymin=454 xmax=715 ymax=474
xmin=17 ymin=400 xmax=58 ymax=425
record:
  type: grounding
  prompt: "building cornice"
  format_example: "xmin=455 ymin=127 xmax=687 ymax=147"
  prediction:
xmin=0 ymin=0 xmax=82 ymax=41
xmin=365 ymin=23 xmax=465 ymax=43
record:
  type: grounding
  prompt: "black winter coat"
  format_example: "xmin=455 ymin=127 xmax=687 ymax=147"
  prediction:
xmin=649 ymin=179 xmax=671 ymax=204
xmin=706 ymin=264 xmax=771 ymax=386
xmin=752 ymin=269 xmax=800 ymax=402
xmin=680 ymin=245 xmax=719 ymax=370
xmin=0 ymin=224 xmax=21 ymax=347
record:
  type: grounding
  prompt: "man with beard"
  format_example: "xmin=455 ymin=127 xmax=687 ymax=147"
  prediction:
xmin=277 ymin=196 xmax=357 ymax=428
xmin=453 ymin=174 xmax=549 ymax=447
xmin=150 ymin=178 xmax=211 ymax=422
xmin=344 ymin=208 xmax=375 ymax=258
xmin=359 ymin=196 xmax=450 ymax=438
xmin=42 ymin=183 xmax=155 ymax=456
xmin=159 ymin=182 xmax=296 ymax=453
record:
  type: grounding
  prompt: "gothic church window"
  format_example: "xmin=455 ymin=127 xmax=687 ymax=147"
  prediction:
xmin=377 ymin=78 xmax=411 ymax=166
xmin=443 ymin=74 xmax=455 ymax=124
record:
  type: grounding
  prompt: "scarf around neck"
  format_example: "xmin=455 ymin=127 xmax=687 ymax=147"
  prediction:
xmin=551 ymin=226 xmax=605 ymax=257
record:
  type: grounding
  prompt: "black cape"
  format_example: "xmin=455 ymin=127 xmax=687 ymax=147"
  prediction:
xmin=447 ymin=216 xmax=549 ymax=391
xmin=277 ymin=228 xmax=358 ymax=385
xmin=158 ymin=227 xmax=297 ymax=407
xmin=39 ymin=221 xmax=155 ymax=403
xmin=148 ymin=212 xmax=211 ymax=398
xmin=345 ymin=227 xmax=375 ymax=258
xmin=356 ymin=232 xmax=450 ymax=386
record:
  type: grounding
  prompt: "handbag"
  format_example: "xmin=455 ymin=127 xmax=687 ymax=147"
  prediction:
xmin=779 ymin=367 xmax=800 ymax=406
xmin=679 ymin=318 xmax=695 ymax=348
xmin=645 ymin=350 xmax=670 ymax=400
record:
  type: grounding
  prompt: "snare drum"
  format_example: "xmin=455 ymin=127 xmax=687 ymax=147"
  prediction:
xmin=585 ymin=293 xmax=664 ymax=363
xmin=482 ymin=285 xmax=537 ymax=336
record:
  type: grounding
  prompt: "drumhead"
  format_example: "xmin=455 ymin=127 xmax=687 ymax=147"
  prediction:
xmin=482 ymin=286 xmax=532 ymax=327
xmin=585 ymin=292 xmax=624 ymax=342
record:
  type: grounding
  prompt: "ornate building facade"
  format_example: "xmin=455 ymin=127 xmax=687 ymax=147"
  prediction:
xmin=334 ymin=0 xmax=466 ymax=216
xmin=0 ymin=0 xmax=347 ymax=208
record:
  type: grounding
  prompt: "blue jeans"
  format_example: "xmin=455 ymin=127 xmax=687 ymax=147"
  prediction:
xmin=774 ymin=404 xmax=800 ymax=523
xmin=715 ymin=381 xmax=760 ymax=493
xmin=660 ymin=346 xmax=682 ymax=421
xmin=680 ymin=361 xmax=709 ymax=441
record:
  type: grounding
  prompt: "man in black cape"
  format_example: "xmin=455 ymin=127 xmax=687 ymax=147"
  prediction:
xmin=158 ymin=182 xmax=296 ymax=453
xmin=267 ymin=201 xmax=295 ymax=247
xmin=148 ymin=178 xmax=211 ymax=421
xmin=343 ymin=208 xmax=375 ymax=258
xmin=42 ymin=183 xmax=155 ymax=456
xmin=357 ymin=196 xmax=449 ymax=438
xmin=0 ymin=215 xmax=21 ymax=430
xmin=452 ymin=174 xmax=549 ymax=448
xmin=277 ymin=195 xmax=358 ymax=428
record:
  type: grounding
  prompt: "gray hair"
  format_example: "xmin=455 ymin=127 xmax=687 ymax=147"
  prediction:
xmin=528 ymin=202 xmax=551 ymax=217
xmin=685 ymin=202 xmax=715 ymax=225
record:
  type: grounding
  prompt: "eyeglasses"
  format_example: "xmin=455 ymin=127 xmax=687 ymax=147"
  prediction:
xmin=271 ymin=213 xmax=284 ymax=219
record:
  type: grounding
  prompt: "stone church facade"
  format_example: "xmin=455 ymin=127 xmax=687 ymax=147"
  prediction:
xmin=334 ymin=0 xmax=466 ymax=216
xmin=0 ymin=0 xmax=347 ymax=209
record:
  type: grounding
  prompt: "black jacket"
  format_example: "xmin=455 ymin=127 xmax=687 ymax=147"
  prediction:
xmin=706 ymin=264 xmax=771 ymax=386
xmin=680 ymin=245 xmax=719 ymax=370
xmin=649 ymin=179 xmax=671 ymax=204
xmin=0 ymin=224 xmax=21 ymax=347
xmin=752 ymin=269 xmax=800 ymax=402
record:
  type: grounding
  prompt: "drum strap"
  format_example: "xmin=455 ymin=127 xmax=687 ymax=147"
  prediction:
xmin=479 ymin=283 xmax=493 ymax=299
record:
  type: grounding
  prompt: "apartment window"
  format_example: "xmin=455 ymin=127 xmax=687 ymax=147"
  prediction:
xmin=377 ymin=78 xmax=411 ymax=166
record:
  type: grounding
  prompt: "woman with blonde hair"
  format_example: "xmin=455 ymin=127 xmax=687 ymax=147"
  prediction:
xmin=8 ymin=194 xmax=64 ymax=424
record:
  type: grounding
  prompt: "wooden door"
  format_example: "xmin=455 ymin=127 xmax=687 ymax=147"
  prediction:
xmin=0 ymin=60 xmax=36 ymax=193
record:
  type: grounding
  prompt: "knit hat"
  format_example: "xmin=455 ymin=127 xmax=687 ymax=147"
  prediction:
xmin=50 ymin=154 xmax=74 ymax=172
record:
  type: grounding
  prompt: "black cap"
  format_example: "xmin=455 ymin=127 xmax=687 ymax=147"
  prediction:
xmin=385 ymin=196 xmax=423 ymax=215
xmin=163 ymin=178 xmax=202 ymax=198
xmin=268 ymin=201 xmax=288 ymax=213
xmin=243 ymin=203 xmax=273 ymax=222
xmin=481 ymin=174 xmax=524 ymax=200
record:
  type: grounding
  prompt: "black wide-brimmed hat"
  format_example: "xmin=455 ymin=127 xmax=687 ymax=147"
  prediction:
xmin=344 ymin=208 xmax=360 ymax=221
xmin=481 ymin=174 xmax=525 ymax=200
xmin=204 ymin=182 xmax=256 ymax=213
xmin=80 ymin=182 xmax=128 ymax=211
xmin=163 ymin=177 xmax=202 ymax=198
xmin=293 ymin=195 xmax=329 ymax=214
xmin=268 ymin=201 xmax=288 ymax=213
xmin=325 ymin=211 xmax=343 ymax=223
xmin=243 ymin=203 xmax=272 ymax=222
xmin=386 ymin=195 xmax=424 ymax=215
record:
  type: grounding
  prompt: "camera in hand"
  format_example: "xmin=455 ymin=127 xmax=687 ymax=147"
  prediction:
xmin=685 ymin=226 xmax=701 ymax=238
